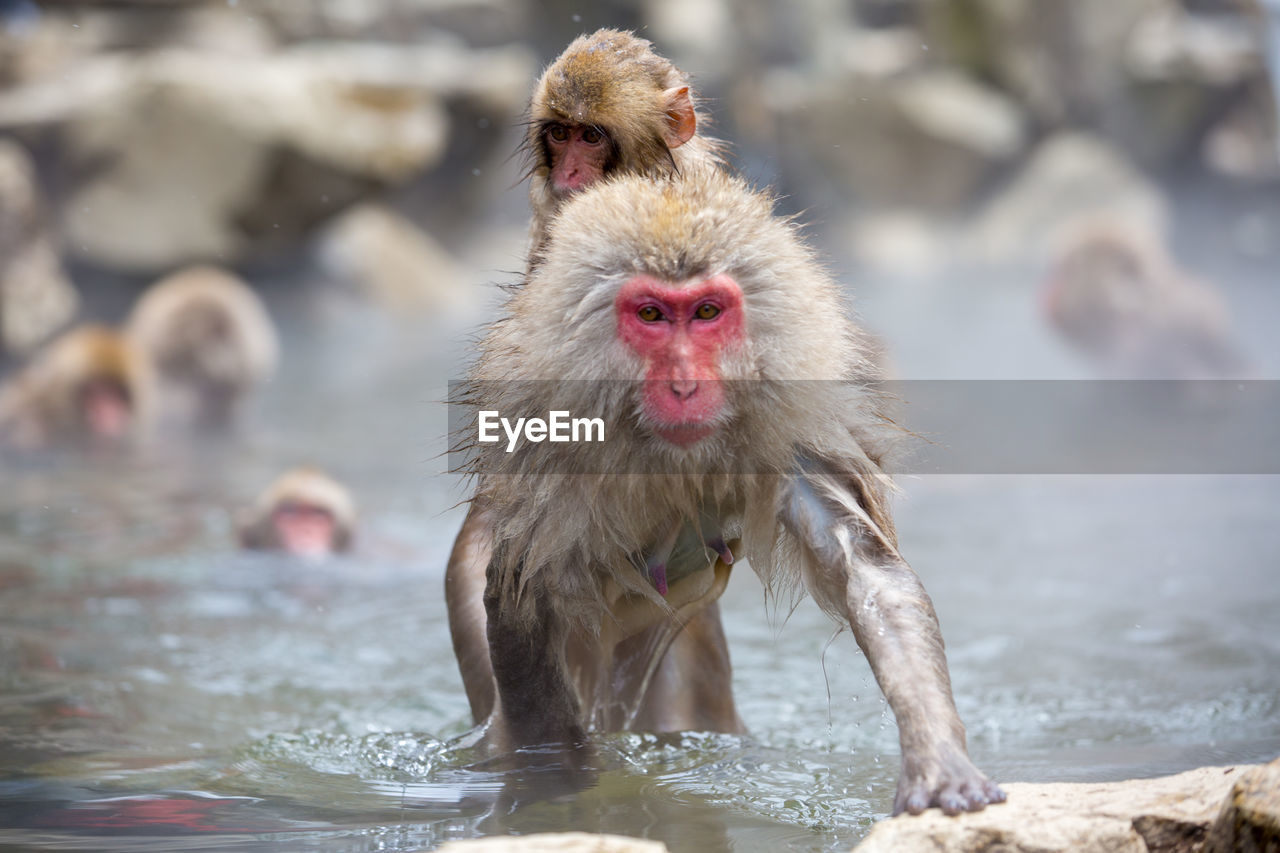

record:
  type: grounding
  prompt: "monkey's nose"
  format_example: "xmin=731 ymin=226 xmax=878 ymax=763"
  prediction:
xmin=669 ymin=379 xmax=698 ymax=400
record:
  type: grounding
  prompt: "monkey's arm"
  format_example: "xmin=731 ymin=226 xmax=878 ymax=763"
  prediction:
xmin=445 ymin=502 xmax=497 ymax=723
xmin=780 ymin=458 xmax=1005 ymax=816
xmin=483 ymin=555 xmax=591 ymax=773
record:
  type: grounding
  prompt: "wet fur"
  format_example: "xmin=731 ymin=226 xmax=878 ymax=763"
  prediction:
xmin=461 ymin=170 xmax=1005 ymax=816
xmin=465 ymin=170 xmax=892 ymax=628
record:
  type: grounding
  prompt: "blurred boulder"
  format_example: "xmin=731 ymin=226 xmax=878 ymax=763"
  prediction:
xmin=967 ymin=132 xmax=1169 ymax=266
xmin=1122 ymin=3 xmax=1270 ymax=167
xmin=922 ymin=0 xmax=1157 ymax=127
xmin=1 ymin=4 xmax=278 ymax=88
xmin=315 ymin=202 xmax=468 ymax=313
xmin=260 ymin=0 xmax=532 ymax=47
xmin=0 ymin=33 xmax=533 ymax=272
xmin=1204 ymin=757 xmax=1280 ymax=852
xmin=0 ymin=138 xmax=78 ymax=356
xmin=1202 ymin=84 xmax=1280 ymax=179
xmin=1127 ymin=4 xmax=1262 ymax=87
xmin=846 ymin=210 xmax=954 ymax=279
xmin=763 ymin=67 xmax=1026 ymax=209
xmin=922 ymin=0 xmax=1273 ymax=172
xmin=856 ymin=763 xmax=1256 ymax=853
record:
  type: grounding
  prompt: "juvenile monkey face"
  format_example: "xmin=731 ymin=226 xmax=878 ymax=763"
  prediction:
xmin=614 ymin=274 xmax=744 ymax=447
xmin=270 ymin=502 xmax=338 ymax=558
xmin=77 ymin=376 xmax=133 ymax=443
xmin=543 ymin=122 xmax=612 ymax=196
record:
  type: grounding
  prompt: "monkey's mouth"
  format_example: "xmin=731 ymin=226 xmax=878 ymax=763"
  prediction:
xmin=652 ymin=422 xmax=718 ymax=448
xmin=551 ymin=180 xmax=587 ymax=199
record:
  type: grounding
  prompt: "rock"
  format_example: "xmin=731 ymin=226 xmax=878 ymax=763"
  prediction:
xmin=921 ymin=0 xmax=1272 ymax=170
xmin=1204 ymin=757 xmax=1280 ymax=852
xmin=314 ymin=203 xmax=469 ymax=313
xmin=1126 ymin=6 xmax=1262 ymax=88
xmin=763 ymin=68 xmax=1026 ymax=209
xmin=0 ymin=139 xmax=78 ymax=356
xmin=966 ymin=132 xmax=1169 ymax=266
xmin=855 ymin=763 xmax=1257 ymax=853
xmin=1120 ymin=4 xmax=1269 ymax=167
xmin=0 ymin=36 xmax=533 ymax=271
xmin=260 ymin=0 xmax=532 ymax=46
xmin=437 ymin=833 xmax=668 ymax=853
xmin=645 ymin=0 xmax=736 ymax=79
xmin=1201 ymin=84 xmax=1280 ymax=180
xmin=846 ymin=210 xmax=956 ymax=279
xmin=921 ymin=0 xmax=1156 ymax=127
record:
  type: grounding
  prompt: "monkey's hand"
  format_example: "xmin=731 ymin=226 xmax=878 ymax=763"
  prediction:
xmin=780 ymin=456 xmax=1005 ymax=817
xmin=895 ymin=741 xmax=1006 ymax=816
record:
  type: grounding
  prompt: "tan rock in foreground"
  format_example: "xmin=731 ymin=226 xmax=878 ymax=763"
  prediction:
xmin=855 ymin=763 xmax=1266 ymax=853
xmin=439 ymin=833 xmax=667 ymax=852
xmin=1204 ymin=758 xmax=1280 ymax=852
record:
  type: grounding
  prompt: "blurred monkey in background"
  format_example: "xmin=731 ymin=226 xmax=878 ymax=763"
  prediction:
xmin=126 ymin=266 xmax=278 ymax=432
xmin=1042 ymin=221 xmax=1248 ymax=378
xmin=0 ymin=325 xmax=154 ymax=451
xmin=239 ymin=467 xmax=356 ymax=559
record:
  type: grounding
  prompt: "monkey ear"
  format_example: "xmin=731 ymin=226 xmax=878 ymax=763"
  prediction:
xmin=663 ymin=86 xmax=697 ymax=149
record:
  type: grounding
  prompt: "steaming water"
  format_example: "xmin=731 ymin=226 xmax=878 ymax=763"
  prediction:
xmin=1 ymin=260 xmax=1278 ymax=853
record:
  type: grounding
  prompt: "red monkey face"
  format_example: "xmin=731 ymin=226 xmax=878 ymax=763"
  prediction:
xmin=79 ymin=377 xmax=133 ymax=443
xmin=545 ymin=123 xmax=612 ymax=195
xmin=271 ymin=502 xmax=338 ymax=559
xmin=615 ymin=274 xmax=744 ymax=447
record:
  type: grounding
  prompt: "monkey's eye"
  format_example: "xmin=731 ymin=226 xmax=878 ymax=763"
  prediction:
xmin=694 ymin=303 xmax=721 ymax=320
xmin=547 ymin=124 xmax=570 ymax=143
xmin=637 ymin=305 xmax=665 ymax=323
xmin=582 ymin=127 xmax=605 ymax=145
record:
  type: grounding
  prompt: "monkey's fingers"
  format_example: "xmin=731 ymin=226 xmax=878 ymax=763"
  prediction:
xmin=892 ymin=758 xmax=1005 ymax=816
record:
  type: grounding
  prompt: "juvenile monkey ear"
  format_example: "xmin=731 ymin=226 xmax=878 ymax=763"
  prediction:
xmin=663 ymin=86 xmax=697 ymax=148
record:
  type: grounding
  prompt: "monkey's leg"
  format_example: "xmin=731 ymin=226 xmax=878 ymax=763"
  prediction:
xmin=445 ymin=501 xmax=496 ymax=723
xmin=628 ymin=601 xmax=746 ymax=734
xmin=608 ymin=554 xmax=743 ymax=733
xmin=483 ymin=559 xmax=590 ymax=767
xmin=781 ymin=461 xmax=1005 ymax=816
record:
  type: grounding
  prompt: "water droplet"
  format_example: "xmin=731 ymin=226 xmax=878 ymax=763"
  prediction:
xmin=572 ymin=14 xmax=582 ymax=22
